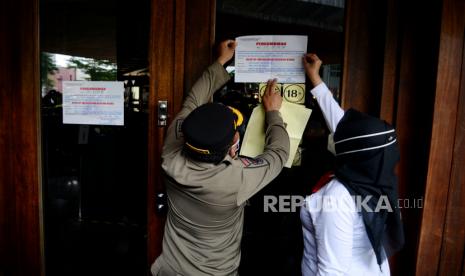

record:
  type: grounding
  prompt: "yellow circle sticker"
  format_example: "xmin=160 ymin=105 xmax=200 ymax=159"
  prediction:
xmin=283 ymin=84 xmax=305 ymax=104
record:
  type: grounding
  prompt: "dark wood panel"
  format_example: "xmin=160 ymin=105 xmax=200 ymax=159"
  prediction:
xmin=379 ymin=4 xmax=400 ymax=272
xmin=173 ymin=0 xmax=186 ymax=115
xmin=0 ymin=0 xmax=43 ymax=274
xmin=416 ymin=0 xmax=465 ymax=274
xmin=379 ymin=0 xmax=399 ymax=125
xmin=0 ymin=0 xmax=14 ymax=271
xmin=183 ymin=0 xmax=216 ymax=94
xmin=147 ymin=0 xmax=187 ymax=271
xmin=437 ymin=5 xmax=465 ymax=274
xmin=147 ymin=0 xmax=175 ymax=268
xmin=392 ymin=1 xmax=441 ymax=276
xmin=0 ymin=1 xmax=12 ymax=270
xmin=342 ymin=1 xmax=443 ymax=275
xmin=381 ymin=1 xmax=401 ymax=266
xmin=341 ymin=0 xmax=387 ymax=115
xmin=463 ymin=257 xmax=465 ymax=276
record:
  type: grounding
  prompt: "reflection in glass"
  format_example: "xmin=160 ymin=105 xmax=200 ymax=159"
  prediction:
xmin=40 ymin=0 xmax=149 ymax=274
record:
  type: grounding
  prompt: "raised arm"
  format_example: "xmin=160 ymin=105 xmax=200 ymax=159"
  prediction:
xmin=236 ymin=79 xmax=290 ymax=205
xmin=162 ymin=40 xmax=236 ymax=158
xmin=179 ymin=40 xmax=237 ymax=118
xmin=303 ymin=54 xmax=344 ymax=133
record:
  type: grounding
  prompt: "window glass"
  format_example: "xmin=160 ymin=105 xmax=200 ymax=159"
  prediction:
xmin=40 ymin=0 xmax=150 ymax=274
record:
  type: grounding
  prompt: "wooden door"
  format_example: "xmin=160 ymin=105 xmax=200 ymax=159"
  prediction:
xmin=0 ymin=0 xmax=42 ymax=274
xmin=146 ymin=0 xmax=216 ymax=269
xmin=343 ymin=0 xmax=465 ymax=275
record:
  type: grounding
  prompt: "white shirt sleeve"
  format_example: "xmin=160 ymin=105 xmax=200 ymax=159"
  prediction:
xmin=310 ymin=83 xmax=345 ymax=133
xmin=312 ymin=183 xmax=357 ymax=275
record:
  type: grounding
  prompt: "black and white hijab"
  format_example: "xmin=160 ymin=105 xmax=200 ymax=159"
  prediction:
xmin=333 ymin=109 xmax=405 ymax=267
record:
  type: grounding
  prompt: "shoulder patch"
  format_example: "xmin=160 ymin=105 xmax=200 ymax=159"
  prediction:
xmin=175 ymin=119 xmax=184 ymax=139
xmin=239 ymin=157 xmax=268 ymax=168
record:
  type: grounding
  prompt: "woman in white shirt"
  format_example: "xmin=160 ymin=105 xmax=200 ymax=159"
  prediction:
xmin=300 ymin=54 xmax=404 ymax=276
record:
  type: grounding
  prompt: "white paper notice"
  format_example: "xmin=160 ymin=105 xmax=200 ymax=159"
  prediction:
xmin=63 ymin=81 xmax=124 ymax=126
xmin=235 ymin=35 xmax=308 ymax=83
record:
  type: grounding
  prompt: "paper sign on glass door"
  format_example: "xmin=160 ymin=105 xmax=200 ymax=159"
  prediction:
xmin=235 ymin=35 xmax=308 ymax=83
xmin=63 ymin=81 xmax=124 ymax=126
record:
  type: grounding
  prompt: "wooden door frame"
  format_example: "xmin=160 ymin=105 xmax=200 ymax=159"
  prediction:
xmin=147 ymin=0 xmax=186 ymax=266
xmin=416 ymin=0 xmax=465 ymax=274
xmin=0 ymin=0 xmax=43 ymax=274
xmin=343 ymin=0 xmax=465 ymax=274
xmin=147 ymin=0 xmax=216 ymax=270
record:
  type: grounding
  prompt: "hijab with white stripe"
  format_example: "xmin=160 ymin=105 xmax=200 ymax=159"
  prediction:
xmin=333 ymin=109 xmax=405 ymax=267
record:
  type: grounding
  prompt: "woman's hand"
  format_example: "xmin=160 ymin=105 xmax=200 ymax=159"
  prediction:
xmin=303 ymin=53 xmax=323 ymax=87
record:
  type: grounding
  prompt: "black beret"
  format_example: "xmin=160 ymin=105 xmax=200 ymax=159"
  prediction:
xmin=182 ymin=103 xmax=236 ymax=158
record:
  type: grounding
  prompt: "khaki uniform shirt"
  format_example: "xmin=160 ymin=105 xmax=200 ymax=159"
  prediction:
xmin=152 ymin=62 xmax=290 ymax=276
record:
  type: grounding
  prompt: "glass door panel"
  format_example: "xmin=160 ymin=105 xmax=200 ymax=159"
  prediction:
xmin=40 ymin=0 xmax=150 ymax=275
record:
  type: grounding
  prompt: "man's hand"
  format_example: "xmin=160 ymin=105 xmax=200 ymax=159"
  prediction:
xmin=217 ymin=40 xmax=237 ymax=66
xmin=262 ymin=79 xmax=282 ymax=112
xmin=303 ymin=53 xmax=323 ymax=87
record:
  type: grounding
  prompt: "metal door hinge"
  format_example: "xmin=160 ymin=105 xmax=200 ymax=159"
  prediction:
xmin=156 ymin=192 xmax=167 ymax=214
xmin=158 ymin=100 xmax=168 ymax=126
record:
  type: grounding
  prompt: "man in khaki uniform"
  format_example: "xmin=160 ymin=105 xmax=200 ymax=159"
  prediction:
xmin=151 ymin=40 xmax=290 ymax=276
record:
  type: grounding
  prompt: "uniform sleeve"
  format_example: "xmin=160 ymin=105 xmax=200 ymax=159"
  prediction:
xmin=236 ymin=110 xmax=290 ymax=205
xmin=162 ymin=62 xmax=231 ymax=159
xmin=313 ymin=186 xmax=356 ymax=275
xmin=310 ymin=82 xmax=344 ymax=134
